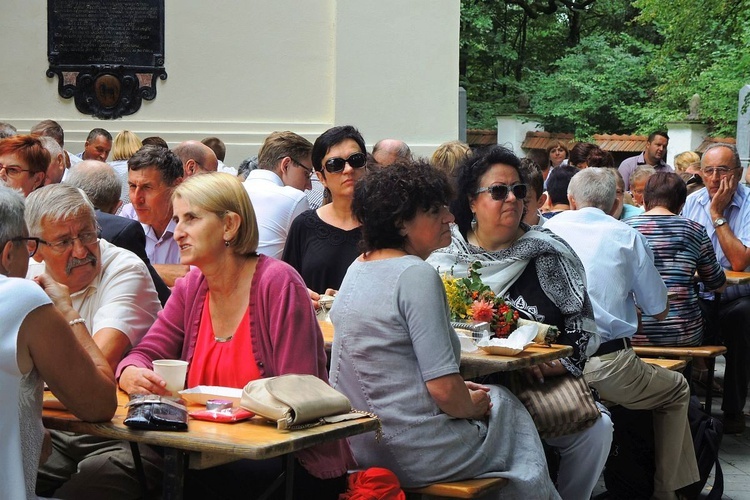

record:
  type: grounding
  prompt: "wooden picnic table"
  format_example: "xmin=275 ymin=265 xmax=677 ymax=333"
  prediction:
xmin=723 ymin=270 xmax=750 ymax=285
xmin=43 ymin=390 xmax=379 ymax=500
xmin=319 ymin=320 xmax=574 ymax=380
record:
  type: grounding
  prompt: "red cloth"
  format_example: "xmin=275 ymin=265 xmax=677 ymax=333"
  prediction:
xmin=339 ymin=468 xmax=406 ymax=500
xmin=186 ymin=292 xmax=261 ymax=388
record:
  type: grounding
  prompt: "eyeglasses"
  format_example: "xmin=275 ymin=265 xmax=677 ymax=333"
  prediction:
xmin=701 ymin=166 xmax=739 ymax=178
xmin=0 ymin=164 xmax=31 ymax=178
xmin=37 ymin=231 xmax=99 ymax=254
xmin=475 ymin=183 xmax=527 ymax=201
xmin=324 ymin=152 xmax=367 ymax=173
xmin=289 ymin=157 xmax=314 ymax=177
xmin=10 ymin=236 xmax=41 ymax=258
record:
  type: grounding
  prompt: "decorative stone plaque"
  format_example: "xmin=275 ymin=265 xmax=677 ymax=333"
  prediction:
xmin=47 ymin=0 xmax=167 ymax=119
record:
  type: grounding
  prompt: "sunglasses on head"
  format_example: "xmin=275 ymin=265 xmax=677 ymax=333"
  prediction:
xmin=324 ymin=152 xmax=367 ymax=173
xmin=475 ymin=183 xmax=527 ymax=201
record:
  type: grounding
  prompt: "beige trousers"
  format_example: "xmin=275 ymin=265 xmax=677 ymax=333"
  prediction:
xmin=583 ymin=348 xmax=699 ymax=494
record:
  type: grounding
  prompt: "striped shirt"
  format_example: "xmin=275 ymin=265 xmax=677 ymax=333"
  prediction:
xmin=626 ymin=214 xmax=725 ymax=346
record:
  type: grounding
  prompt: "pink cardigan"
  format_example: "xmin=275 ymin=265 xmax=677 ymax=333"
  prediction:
xmin=117 ymin=255 xmax=356 ymax=478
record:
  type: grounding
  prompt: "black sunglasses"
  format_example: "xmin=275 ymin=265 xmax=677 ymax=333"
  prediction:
xmin=10 ymin=236 xmax=41 ymax=258
xmin=686 ymin=173 xmax=703 ymax=187
xmin=324 ymin=152 xmax=367 ymax=173
xmin=475 ymin=183 xmax=527 ymax=201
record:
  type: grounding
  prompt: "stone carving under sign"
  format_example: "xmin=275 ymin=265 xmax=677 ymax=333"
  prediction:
xmin=47 ymin=0 xmax=167 ymax=119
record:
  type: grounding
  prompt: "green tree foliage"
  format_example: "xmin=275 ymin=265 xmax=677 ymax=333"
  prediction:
xmin=524 ymin=34 xmax=655 ymax=136
xmin=461 ymin=0 xmax=750 ymax=136
xmin=632 ymin=0 xmax=750 ymax=136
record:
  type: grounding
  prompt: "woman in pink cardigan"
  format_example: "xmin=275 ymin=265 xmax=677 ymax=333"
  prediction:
xmin=117 ymin=173 xmax=354 ymax=499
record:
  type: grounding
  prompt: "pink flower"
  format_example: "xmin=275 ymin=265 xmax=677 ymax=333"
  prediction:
xmin=471 ymin=300 xmax=495 ymax=323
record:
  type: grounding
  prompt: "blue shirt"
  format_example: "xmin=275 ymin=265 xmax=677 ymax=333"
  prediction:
xmin=682 ymin=184 xmax=750 ymax=300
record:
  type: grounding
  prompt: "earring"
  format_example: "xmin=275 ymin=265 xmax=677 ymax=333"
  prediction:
xmin=224 ymin=240 xmax=230 ymax=247
xmin=471 ymin=213 xmax=477 ymax=232
xmin=323 ymin=187 xmax=331 ymax=200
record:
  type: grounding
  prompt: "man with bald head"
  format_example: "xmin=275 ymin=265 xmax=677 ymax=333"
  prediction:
xmin=683 ymin=143 xmax=750 ymax=434
xmin=372 ymin=138 xmax=411 ymax=166
xmin=172 ymin=140 xmax=218 ymax=176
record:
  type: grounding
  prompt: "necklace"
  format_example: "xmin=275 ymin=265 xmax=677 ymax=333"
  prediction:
xmin=214 ymin=334 xmax=233 ymax=343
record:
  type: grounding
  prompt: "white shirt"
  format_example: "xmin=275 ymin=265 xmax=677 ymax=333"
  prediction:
xmin=243 ymin=169 xmax=310 ymax=259
xmin=544 ymin=207 xmax=668 ymax=342
xmin=26 ymin=239 xmax=161 ymax=347
xmin=119 ymin=204 xmax=181 ymax=264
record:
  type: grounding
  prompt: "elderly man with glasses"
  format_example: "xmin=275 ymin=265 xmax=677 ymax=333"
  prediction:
xmin=243 ymin=130 xmax=314 ymax=259
xmin=24 ymin=183 xmax=163 ymax=499
xmin=682 ymin=143 xmax=750 ymax=434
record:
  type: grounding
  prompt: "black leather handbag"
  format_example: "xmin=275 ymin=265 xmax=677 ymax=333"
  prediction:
xmin=123 ymin=394 xmax=188 ymax=431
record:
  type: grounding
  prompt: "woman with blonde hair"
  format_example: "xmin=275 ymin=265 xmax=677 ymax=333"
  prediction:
xmin=674 ymin=151 xmax=701 ymax=174
xmin=431 ymin=140 xmax=471 ymax=182
xmin=118 ymin=172 xmax=353 ymax=498
xmin=109 ymin=130 xmax=143 ymax=203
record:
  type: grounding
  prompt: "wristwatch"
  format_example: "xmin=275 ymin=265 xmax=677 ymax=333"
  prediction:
xmin=713 ymin=217 xmax=727 ymax=228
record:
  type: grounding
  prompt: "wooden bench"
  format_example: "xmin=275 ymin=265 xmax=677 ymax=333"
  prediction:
xmin=633 ymin=345 xmax=727 ymax=413
xmin=641 ymin=357 xmax=687 ymax=371
xmin=404 ymin=477 xmax=508 ymax=499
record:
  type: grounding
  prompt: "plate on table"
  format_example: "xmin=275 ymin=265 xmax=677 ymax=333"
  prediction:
xmin=178 ymin=386 xmax=243 ymax=406
xmin=476 ymin=324 xmax=538 ymax=356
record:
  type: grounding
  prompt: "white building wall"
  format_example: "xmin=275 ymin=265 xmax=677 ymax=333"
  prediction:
xmin=0 ymin=0 xmax=459 ymax=166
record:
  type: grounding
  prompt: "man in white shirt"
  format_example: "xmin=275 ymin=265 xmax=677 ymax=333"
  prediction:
xmin=243 ymin=131 xmax=313 ymax=259
xmin=545 ymin=168 xmax=698 ymax=500
xmin=120 ymin=145 xmax=188 ymax=285
xmin=25 ymin=183 xmax=162 ymax=499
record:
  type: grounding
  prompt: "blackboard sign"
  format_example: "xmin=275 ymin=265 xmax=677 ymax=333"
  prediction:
xmin=47 ymin=0 xmax=167 ymax=119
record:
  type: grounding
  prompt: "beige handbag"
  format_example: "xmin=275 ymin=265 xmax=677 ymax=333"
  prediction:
xmin=240 ymin=374 xmax=374 ymax=430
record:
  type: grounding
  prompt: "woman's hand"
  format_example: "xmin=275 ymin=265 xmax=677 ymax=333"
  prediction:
xmin=523 ymin=360 xmax=568 ymax=384
xmin=119 ymin=366 xmax=171 ymax=396
xmin=466 ymin=381 xmax=492 ymax=418
xmin=309 ymin=288 xmax=337 ymax=311
xmin=34 ymin=273 xmax=75 ymax=316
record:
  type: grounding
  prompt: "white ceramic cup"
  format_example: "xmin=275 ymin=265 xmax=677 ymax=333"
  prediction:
xmin=152 ymin=360 xmax=189 ymax=396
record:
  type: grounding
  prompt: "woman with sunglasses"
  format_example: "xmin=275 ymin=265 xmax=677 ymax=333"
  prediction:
xmin=428 ymin=145 xmax=612 ymax=500
xmin=282 ymin=126 xmax=367 ymax=298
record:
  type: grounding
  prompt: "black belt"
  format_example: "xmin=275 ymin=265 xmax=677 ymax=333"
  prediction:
xmin=593 ymin=337 xmax=631 ymax=357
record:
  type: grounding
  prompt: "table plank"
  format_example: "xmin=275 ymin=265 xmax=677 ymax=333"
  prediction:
xmin=43 ymin=391 xmax=379 ymax=462
xmin=724 ymin=270 xmax=750 ymax=285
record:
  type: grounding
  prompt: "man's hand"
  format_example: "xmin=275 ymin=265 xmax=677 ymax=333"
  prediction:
xmin=710 ymin=175 xmax=736 ymax=220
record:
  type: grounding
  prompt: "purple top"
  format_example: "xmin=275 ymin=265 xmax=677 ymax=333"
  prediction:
xmin=618 ymin=152 xmax=673 ymax=190
xmin=117 ymin=255 xmax=355 ymax=478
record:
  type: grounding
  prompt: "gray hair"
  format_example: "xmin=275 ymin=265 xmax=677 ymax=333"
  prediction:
xmin=38 ymin=135 xmax=63 ymax=158
xmin=372 ymin=139 xmax=412 ymax=161
xmin=568 ymin=167 xmax=617 ymax=211
xmin=703 ymin=143 xmax=741 ymax=169
xmin=25 ymin=184 xmax=96 ymax=237
xmin=629 ymin=165 xmax=656 ymax=188
xmin=0 ymin=122 xmax=17 ymax=139
xmin=0 ymin=183 xmax=26 ymax=246
xmin=66 ymin=160 xmax=121 ymax=213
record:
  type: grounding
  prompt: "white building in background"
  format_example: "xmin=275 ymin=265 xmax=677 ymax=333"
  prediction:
xmin=0 ymin=1 xmax=459 ymax=167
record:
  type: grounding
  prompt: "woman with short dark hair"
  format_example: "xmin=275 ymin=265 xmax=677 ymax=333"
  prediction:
xmin=428 ymin=145 xmax=612 ymax=500
xmin=626 ymin=172 xmax=726 ymax=346
xmin=330 ymin=160 xmax=558 ymax=498
xmin=282 ymin=125 xmax=367 ymax=297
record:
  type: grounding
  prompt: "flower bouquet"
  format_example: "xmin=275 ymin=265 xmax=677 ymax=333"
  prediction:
xmin=441 ymin=261 xmax=520 ymax=338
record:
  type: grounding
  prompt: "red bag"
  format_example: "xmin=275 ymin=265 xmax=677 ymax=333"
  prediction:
xmin=339 ymin=467 xmax=405 ymax=500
